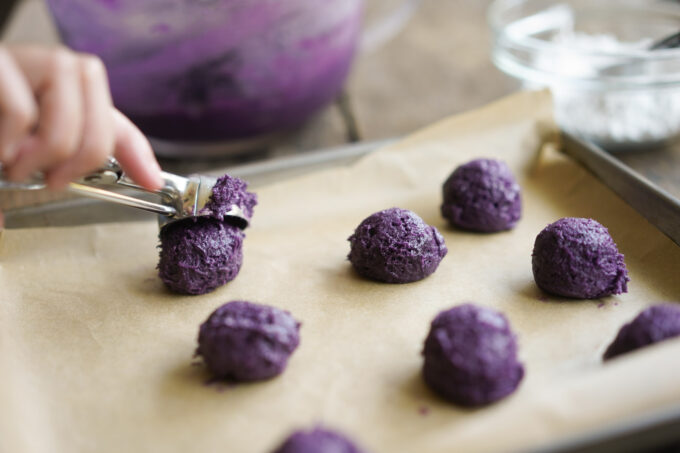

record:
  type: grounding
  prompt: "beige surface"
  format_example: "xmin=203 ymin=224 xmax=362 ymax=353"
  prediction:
xmin=1 ymin=91 xmax=680 ymax=453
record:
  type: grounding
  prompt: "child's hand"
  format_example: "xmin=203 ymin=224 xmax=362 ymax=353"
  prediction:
xmin=0 ymin=44 xmax=163 ymax=191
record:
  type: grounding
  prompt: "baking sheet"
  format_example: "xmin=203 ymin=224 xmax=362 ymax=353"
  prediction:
xmin=1 ymin=90 xmax=679 ymax=453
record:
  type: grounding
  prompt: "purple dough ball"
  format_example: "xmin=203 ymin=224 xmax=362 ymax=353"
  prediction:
xmin=604 ymin=304 xmax=680 ymax=361
xmin=158 ymin=173 xmax=256 ymax=295
xmin=532 ymin=217 xmax=629 ymax=299
xmin=158 ymin=218 xmax=244 ymax=295
xmin=441 ymin=158 xmax=522 ymax=232
xmin=347 ymin=207 xmax=447 ymax=283
xmin=197 ymin=301 xmax=300 ymax=381
xmin=271 ymin=427 xmax=365 ymax=453
xmin=202 ymin=174 xmax=258 ymax=222
xmin=422 ymin=303 xmax=524 ymax=407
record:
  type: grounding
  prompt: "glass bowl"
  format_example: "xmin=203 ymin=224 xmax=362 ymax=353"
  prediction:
xmin=46 ymin=0 xmax=363 ymax=154
xmin=488 ymin=0 xmax=680 ymax=152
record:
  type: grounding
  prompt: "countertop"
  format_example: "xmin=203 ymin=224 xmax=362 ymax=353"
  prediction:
xmin=1 ymin=0 xmax=679 ymax=214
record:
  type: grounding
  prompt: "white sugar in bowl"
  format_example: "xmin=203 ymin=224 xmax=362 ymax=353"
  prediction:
xmin=489 ymin=0 xmax=680 ymax=152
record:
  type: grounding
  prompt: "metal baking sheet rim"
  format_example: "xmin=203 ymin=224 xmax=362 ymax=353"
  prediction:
xmin=3 ymin=138 xmax=680 ymax=453
xmin=528 ymin=404 xmax=680 ymax=453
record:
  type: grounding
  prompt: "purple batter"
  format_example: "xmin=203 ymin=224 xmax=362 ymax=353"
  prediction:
xmin=203 ymin=174 xmax=258 ymax=222
xmin=271 ymin=427 xmax=365 ymax=453
xmin=604 ymin=304 xmax=680 ymax=361
xmin=157 ymin=218 xmax=244 ymax=295
xmin=441 ymin=158 xmax=522 ymax=232
xmin=532 ymin=217 xmax=629 ymax=299
xmin=348 ymin=208 xmax=448 ymax=284
xmin=46 ymin=0 xmax=362 ymax=141
xmin=422 ymin=303 xmax=524 ymax=407
xmin=158 ymin=173 xmax=256 ymax=295
xmin=197 ymin=301 xmax=300 ymax=381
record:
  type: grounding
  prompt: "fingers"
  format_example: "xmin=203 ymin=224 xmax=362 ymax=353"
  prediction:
xmin=113 ymin=109 xmax=163 ymax=191
xmin=0 ymin=45 xmax=162 ymax=192
xmin=45 ymin=56 xmax=115 ymax=189
xmin=0 ymin=48 xmax=38 ymax=164
xmin=6 ymin=47 xmax=84 ymax=184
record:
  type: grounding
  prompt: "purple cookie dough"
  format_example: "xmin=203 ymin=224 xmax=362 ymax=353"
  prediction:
xmin=347 ymin=208 xmax=447 ymax=284
xmin=422 ymin=303 xmax=524 ymax=407
xmin=203 ymin=174 xmax=258 ymax=222
xmin=532 ymin=217 xmax=629 ymax=299
xmin=441 ymin=158 xmax=522 ymax=232
xmin=158 ymin=218 xmax=244 ymax=295
xmin=604 ymin=304 xmax=680 ymax=361
xmin=158 ymin=173 xmax=256 ymax=295
xmin=197 ymin=301 xmax=300 ymax=381
xmin=271 ymin=427 xmax=365 ymax=453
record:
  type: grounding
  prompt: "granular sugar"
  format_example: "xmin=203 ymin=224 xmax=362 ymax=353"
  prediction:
xmin=539 ymin=31 xmax=680 ymax=149
xmin=554 ymin=86 xmax=680 ymax=149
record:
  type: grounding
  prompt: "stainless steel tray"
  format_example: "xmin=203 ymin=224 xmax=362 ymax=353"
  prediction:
xmin=3 ymin=138 xmax=680 ymax=452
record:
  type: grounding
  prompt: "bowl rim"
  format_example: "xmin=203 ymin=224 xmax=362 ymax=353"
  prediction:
xmin=488 ymin=0 xmax=680 ymax=60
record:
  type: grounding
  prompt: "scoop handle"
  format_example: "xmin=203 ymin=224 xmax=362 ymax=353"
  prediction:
xmin=67 ymin=182 xmax=176 ymax=216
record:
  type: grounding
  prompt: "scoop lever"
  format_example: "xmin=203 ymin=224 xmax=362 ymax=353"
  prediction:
xmin=0 ymin=157 xmax=249 ymax=229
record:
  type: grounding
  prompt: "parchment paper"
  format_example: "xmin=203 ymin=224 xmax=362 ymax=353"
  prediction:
xmin=1 ymin=91 xmax=679 ymax=453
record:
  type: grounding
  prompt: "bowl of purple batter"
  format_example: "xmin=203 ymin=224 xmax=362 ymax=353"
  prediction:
xmin=46 ymin=0 xmax=363 ymax=153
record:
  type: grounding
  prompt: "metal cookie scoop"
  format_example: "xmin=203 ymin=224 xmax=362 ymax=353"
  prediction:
xmin=0 ymin=157 xmax=249 ymax=229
